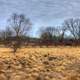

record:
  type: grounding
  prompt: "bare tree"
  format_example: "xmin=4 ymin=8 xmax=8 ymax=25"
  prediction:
xmin=9 ymin=13 xmax=32 ymax=37
xmin=7 ymin=13 xmax=32 ymax=53
xmin=63 ymin=18 xmax=80 ymax=40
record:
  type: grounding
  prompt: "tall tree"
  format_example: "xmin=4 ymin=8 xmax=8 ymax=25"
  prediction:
xmin=7 ymin=13 xmax=32 ymax=53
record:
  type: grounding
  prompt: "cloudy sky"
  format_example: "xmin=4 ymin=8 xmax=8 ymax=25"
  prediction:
xmin=0 ymin=0 xmax=80 ymax=36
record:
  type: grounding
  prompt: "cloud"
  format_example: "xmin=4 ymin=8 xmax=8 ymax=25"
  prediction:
xmin=0 ymin=0 xmax=80 ymax=25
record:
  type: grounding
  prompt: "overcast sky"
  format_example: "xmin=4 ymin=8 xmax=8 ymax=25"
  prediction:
xmin=0 ymin=0 xmax=80 ymax=36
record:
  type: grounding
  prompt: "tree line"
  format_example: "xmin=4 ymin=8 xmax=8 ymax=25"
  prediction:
xmin=0 ymin=13 xmax=80 ymax=53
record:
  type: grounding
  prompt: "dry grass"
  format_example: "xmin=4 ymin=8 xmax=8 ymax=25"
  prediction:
xmin=0 ymin=46 xmax=80 ymax=80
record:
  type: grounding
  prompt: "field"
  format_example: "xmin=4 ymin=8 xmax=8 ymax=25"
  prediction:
xmin=0 ymin=46 xmax=80 ymax=80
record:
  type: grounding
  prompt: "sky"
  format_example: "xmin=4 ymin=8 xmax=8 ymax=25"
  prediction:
xmin=0 ymin=0 xmax=80 ymax=36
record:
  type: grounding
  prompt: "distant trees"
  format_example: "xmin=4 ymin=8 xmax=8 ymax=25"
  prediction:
xmin=0 ymin=27 xmax=13 ymax=41
xmin=40 ymin=26 xmax=62 ymax=45
xmin=40 ymin=27 xmax=54 ymax=45
xmin=1 ymin=13 xmax=80 ymax=52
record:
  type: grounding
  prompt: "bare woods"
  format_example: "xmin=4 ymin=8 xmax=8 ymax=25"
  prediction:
xmin=0 ymin=13 xmax=80 ymax=53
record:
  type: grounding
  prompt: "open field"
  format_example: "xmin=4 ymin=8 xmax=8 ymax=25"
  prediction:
xmin=0 ymin=46 xmax=80 ymax=80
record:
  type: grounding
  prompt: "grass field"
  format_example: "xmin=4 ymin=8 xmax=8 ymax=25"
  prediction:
xmin=0 ymin=46 xmax=80 ymax=80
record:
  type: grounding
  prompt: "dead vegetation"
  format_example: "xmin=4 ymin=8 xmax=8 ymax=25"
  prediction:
xmin=0 ymin=47 xmax=79 ymax=80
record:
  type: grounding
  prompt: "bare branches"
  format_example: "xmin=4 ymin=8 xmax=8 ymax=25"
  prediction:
xmin=4 ymin=13 xmax=32 ymax=53
xmin=9 ymin=13 xmax=32 ymax=37
xmin=63 ymin=18 xmax=80 ymax=39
